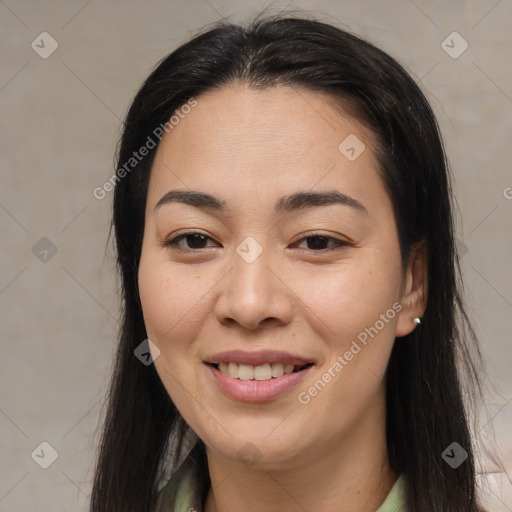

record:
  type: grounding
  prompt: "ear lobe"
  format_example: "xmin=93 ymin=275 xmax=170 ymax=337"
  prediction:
xmin=395 ymin=241 xmax=428 ymax=338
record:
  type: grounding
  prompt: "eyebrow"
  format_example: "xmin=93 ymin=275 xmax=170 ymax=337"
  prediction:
xmin=154 ymin=189 xmax=368 ymax=215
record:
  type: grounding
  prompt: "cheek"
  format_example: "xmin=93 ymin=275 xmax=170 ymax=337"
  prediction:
xmin=292 ymin=254 xmax=402 ymax=344
xmin=138 ymin=254 xmax=203 ymax=410
xmin=138 ymin=253 xmax=203 ymax=342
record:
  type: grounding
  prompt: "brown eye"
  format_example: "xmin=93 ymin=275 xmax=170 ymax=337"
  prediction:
xmin=163 ymin=232 xmax=350 ymax=253
xmin=294 ymin=235 xmax=350 ymax=252
xmin=164 ymin=232 xmax=217 ymax=250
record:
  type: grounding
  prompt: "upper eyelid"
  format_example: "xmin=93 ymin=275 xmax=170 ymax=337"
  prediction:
xmin=164 ymin=230 xmax=350 ymax=249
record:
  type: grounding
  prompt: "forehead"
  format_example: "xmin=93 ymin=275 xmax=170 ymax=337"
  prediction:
xmin=146 ymin=85 xmax=386 ymax=217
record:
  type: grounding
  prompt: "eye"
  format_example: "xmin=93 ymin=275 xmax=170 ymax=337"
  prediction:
xmin=163 ymin=231 xmax=350 ymax=253
xmin=293 ymin=234 xmax=351 ymax=252
xmin=163 ymin=231 xmax=218 ymax=251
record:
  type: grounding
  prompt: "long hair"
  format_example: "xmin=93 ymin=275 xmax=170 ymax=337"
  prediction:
xmin=90 ymin=13 xmax=487 ymax=511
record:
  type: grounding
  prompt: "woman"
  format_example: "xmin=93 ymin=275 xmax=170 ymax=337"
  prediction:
xmin=90 ymin=14 xmax=488 ymax=512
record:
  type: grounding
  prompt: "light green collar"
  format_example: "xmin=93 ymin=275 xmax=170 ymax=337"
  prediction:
xmin=376 ymin=474 xmax=406 ymax=512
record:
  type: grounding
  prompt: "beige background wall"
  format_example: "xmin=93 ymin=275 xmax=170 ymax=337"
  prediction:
xmin=1 ymin=1 xmax=511 ymax=510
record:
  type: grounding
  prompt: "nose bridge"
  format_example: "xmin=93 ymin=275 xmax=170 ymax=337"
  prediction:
xmin=214 ymin=234 xmax=293 ymax=329
xmin=232 ymin=234 xmax=275 ymax=305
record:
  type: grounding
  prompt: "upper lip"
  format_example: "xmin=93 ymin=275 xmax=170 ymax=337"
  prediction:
xmin=205 ymin=350 xmax=314 ymax=367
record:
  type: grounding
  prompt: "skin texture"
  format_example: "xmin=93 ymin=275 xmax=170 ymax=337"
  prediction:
xmin=138 ymin=85 xmax=427 ymax=512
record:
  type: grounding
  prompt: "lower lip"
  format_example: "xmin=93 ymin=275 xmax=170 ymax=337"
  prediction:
xmin=206 ymin=364 xmax=313 ymax=403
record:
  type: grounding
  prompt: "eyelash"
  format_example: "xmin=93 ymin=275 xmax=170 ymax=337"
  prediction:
xmin=162 ymin=231 xmax=351 ymax=253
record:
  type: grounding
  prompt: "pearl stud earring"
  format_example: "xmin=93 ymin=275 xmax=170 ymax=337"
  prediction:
xmin=413 ymin=317 xmax=422 ymax=325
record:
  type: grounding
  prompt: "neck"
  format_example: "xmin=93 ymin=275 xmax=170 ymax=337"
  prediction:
xmin=203 ymin=386 xmax=397 ymax=512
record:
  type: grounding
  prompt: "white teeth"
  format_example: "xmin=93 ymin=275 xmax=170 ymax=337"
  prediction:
xmin=227 ymin=362 xmax=238 ymax=378
xmin=238 ymin=364 xmax=254 ymax=381
xmin=216 ymin=362 xmax=307 ymax=380
xmin=271 ymin=363 xmax=284 ymax=378
xmin=254 ymin=363 xmax=272 ymax=380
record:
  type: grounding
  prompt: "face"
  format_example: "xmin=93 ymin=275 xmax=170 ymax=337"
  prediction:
xmin=138 ymin=85 xmax=420 ymax=470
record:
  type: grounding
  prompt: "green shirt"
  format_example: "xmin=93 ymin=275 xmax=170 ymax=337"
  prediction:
xmin=156 ymin=444 xmax=406 ymax=512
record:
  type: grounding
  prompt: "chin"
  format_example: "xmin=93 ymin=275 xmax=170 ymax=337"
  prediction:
xmin=199 ymin=421 xmax=313 ymax=469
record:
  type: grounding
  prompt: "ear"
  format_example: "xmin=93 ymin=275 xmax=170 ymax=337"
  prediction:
xmin=395 ymin=240 xmax=428 ymax=338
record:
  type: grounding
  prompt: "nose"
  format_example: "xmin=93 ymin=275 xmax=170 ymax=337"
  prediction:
xmin=212 ymin=240 xmax=294 ymax=331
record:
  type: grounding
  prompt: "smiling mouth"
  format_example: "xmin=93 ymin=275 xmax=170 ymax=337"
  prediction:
xmin=208 ymin=362 xmax=314 ymax=381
